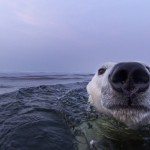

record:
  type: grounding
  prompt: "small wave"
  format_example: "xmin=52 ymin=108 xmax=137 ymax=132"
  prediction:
xmin=0 ymin=81 xmax=89 ymax=150
xmin=0 ymin=73 xmax=92 ymax=81
xmin=0 ymin=85 xmax=13 ymax=88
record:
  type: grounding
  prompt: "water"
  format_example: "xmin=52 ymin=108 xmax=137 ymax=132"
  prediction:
xmin=0 ymin=73 xmax=93 ymax=150
xmin=0 ymin=73 xmax=92 ymax=94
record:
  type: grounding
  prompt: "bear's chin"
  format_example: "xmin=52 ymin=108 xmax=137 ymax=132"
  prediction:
xmin=108 ymin=108 xmax=150 ymax=126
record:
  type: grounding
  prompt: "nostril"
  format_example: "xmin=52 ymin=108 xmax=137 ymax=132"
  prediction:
xmin=133 ymin=69 xmax=150 ymax=84
xmin=112 ymin=70 xmax=128 ymax=84
xmin=109 ymin=69 xmax=129 ymax=93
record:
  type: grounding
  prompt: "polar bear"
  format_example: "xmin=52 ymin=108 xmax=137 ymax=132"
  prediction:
xmin=87 ymin=62 xmax=150 ymax=127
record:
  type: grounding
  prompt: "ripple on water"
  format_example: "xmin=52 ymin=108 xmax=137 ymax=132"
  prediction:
xmin=0 ymin=82 xmax=89 ymax=150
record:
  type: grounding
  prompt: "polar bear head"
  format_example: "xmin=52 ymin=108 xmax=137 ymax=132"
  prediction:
xmin=87 ymin=62 xmax=150 ymax=126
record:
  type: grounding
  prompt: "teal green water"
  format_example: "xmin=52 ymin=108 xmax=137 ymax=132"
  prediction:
xmin=74 ymin=113 xmax=150 ymax=150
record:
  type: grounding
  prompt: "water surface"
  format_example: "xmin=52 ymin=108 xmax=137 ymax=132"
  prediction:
xmin=0 ymin=73 xmax=92 ymax=150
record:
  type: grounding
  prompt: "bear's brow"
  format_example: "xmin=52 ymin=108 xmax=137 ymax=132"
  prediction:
xmin=100 ymin=64 xmax=111 ymax=69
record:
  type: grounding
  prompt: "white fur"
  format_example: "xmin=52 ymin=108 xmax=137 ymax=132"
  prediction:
xmin=87 ymin=62 xmax=150 ymax=127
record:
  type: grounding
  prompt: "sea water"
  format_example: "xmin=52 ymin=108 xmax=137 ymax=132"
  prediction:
xmin=0 ymin=73 xmax=92 ymax=150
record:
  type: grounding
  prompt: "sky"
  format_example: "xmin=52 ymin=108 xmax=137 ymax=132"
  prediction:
xmin=0 ymin=0 xmax=150 ymax=73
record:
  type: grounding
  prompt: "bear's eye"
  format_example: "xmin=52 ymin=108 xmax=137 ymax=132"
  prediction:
xmin=98 ymin=68 xmax=106 ymax=75
xmin=146 ymin=66 xmax=150 ymax=72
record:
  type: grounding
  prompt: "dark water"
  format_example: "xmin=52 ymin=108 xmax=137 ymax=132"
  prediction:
xmin=0 ymin=73 xmax=92 ymax=150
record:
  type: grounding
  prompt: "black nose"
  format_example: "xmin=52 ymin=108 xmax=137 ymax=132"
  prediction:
xmin=109 ymin=62 xmax=150 ymax=95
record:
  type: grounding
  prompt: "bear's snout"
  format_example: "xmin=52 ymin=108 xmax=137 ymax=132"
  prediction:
xmin=109 ymin=62 xmax=150 ymax=95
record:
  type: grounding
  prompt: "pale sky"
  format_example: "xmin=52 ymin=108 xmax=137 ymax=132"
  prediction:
xmin=0 ymin=0 xmax=150 ymax=73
